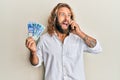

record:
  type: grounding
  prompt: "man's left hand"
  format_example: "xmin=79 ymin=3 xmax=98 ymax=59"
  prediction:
xmin=70 ymin=21 xmax=82 ymax=35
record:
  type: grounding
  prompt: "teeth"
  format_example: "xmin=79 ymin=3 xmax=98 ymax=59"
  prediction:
xmin=62 ymin=21 xmax=69 ymax=26
xmin=64 ymin=23 xmax=68 ymax=25
xmin=63 ymin=23 xmax=67 ymax=26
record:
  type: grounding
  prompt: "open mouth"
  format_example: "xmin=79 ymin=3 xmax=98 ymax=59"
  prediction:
xmin=62 ymin=22 xmax=69 ymax=27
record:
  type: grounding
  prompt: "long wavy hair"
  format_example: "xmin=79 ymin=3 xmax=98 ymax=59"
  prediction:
xmin=47 ymin=3 xmax=75 ymax=36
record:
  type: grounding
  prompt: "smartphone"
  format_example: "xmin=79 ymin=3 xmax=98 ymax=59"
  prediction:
xmin=68 ymin=25 xmax=72 ymax=33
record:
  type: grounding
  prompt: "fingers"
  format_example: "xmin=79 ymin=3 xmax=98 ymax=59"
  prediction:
xmin=69 ymin=21 xmax=82 ymax=35
xmin=28 ymin=40 xmax=35 ymax=49
xmin=25 ymin=37 xmax=35 ymax=49
xmin=70 ymin=21 xmax=78 ymax=30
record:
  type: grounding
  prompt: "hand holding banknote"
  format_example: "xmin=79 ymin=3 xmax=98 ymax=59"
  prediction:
xmin=26 ymin=37 xmax=37 ymax=54
xmin=26 ymin=22 xmax=45 ymax=54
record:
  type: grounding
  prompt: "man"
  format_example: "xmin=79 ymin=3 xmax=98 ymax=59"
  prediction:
xmin=26 ymin=3 xmax=102 ymax=80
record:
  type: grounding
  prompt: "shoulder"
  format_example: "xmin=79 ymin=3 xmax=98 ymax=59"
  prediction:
xmin=38 ymin=32 xmax=54 ymax=43
xmin=37 ymin=33 xmax=51 ymax=46
xmin=39 ymin=33 xmax=51 ymax=41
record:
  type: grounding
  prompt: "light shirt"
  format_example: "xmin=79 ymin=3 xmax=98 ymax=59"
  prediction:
xmin=35 ymin=33 xmax=102 ymax=80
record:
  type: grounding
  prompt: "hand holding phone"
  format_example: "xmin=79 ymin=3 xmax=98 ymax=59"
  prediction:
xmin=69 ymin=21 xmax=81 ymax=35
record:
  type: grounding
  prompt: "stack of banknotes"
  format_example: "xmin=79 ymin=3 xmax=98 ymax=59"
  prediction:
xmin=27 ymin=22 xmax=45 ymax=40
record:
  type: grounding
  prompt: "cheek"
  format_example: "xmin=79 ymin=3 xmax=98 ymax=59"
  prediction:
xmin=58 ymin=17 xmax=65 ymax=23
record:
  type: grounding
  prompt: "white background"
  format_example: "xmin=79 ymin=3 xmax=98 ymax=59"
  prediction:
xmin=0 ymin=0 xmax=119 ymax=80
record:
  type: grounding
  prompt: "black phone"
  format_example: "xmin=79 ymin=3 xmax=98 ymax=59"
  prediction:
xmin=68 ymin=25 xmax=72 ymax=33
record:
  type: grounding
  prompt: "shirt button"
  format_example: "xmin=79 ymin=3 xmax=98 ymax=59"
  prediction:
xmin=63 ymin=70 xmax=67 ymax=76
xmin=64 ymin=75 xmax=67 ymax=80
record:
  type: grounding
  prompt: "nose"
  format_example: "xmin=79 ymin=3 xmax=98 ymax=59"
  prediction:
xmin=65 ymin=15 xmax=70 ymax=21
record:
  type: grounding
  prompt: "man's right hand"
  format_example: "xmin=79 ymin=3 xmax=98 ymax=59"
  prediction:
xmin=25 ymin=37 xmax=39 ymax=65
xmin=25 ymin=37 xmax=37 ymax=54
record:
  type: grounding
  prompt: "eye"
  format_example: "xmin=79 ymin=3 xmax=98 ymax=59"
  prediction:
xmin=60 ymin=13 xmax=65 ymax=17
xmin=67 ymin=14 xmax=71 ymax=18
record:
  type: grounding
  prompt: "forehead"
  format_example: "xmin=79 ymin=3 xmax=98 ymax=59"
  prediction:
xmin=58 ymin=7 xmax=71 ymax=14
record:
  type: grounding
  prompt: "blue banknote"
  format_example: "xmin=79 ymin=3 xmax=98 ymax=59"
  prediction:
xmin=27 ymin=22 xmax=45 ymax=40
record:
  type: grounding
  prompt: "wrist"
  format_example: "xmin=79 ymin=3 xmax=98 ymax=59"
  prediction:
xmin=30 ymin=50 xmax=37 ymax=55
xmin=77 ymin=31 xmax=86 ymax=39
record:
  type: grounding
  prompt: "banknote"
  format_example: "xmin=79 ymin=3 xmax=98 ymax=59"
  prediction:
xmin=27 ymin=22 xmax=45 ymax=40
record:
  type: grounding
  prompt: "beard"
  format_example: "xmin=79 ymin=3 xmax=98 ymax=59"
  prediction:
xmin=55 ymin=17 xmax=70 ymax=35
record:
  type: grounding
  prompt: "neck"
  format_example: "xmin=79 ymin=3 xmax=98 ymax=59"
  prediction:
xmin=55 ymin=30 xmax=67 ymax=43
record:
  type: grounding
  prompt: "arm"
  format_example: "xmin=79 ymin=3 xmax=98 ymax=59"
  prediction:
xmin=70 ymin=21 xmax=96 ymax=48
xmin=26 ymin=37 xmax=39 ymax=66
xmin=77 ymin=31 xmax=96 ymax=48
xmin=29 ymin=51 xmax=39 ymax=66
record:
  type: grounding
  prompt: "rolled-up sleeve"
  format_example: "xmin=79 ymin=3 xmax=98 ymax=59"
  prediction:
xmin=83 ymin=40 xmax=102 ymax=54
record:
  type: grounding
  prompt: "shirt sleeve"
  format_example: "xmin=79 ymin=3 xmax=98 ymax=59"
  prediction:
xmin=83 ymin=40 xmax=102 ymax=54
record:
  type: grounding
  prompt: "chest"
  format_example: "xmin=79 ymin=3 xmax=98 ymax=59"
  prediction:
xmin=42 ymin=37 xmax=83 ymax=59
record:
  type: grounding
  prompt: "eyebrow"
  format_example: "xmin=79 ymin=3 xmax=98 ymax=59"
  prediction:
xmin=59 ymin=12 xmax=71 ymax=15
